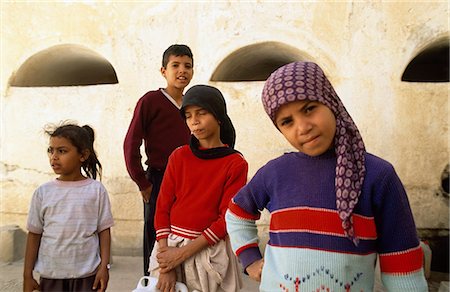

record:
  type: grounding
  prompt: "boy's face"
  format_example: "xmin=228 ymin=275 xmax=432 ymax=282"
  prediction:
xmin=184 ymin=105 xmax=221 ymax=146
xmin=161 ymin=55 xmax=193 ymax=90
xmin=275 ymin=100 xmax=336 ymax=156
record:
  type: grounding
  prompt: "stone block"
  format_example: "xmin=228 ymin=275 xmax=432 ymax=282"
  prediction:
xmin=438 ymin=281 xmax=449 ymax=292
xmin=0 ymin=225 xmax=26 ymax=263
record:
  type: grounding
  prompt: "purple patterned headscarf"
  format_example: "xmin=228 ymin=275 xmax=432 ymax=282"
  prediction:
xmin=262 ymin=61 xmax=366 ymax=245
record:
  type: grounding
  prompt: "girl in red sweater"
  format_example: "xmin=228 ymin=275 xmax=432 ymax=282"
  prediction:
xmin=150 ymin=85 xmax=248 ymax=292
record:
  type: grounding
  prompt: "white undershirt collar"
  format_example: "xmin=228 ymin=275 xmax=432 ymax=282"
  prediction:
xmin=160 ymin=88 xmax=182 ymax=109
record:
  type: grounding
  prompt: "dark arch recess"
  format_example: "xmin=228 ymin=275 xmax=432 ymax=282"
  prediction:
xmin=402 ymin=38 xmax=449 ymax=83
xmin=211 ymin=42 xmax=310 ymax=82
xmin=10 ymin=44 xmax=118 ymax=87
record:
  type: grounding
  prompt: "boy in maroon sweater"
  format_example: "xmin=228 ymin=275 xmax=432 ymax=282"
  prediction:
xmin=123 ymin=44 xmax=193 ymax=276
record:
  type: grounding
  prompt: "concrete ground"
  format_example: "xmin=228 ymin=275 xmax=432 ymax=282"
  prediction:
xmin=1 ymin=256 xmax=448 ymax=291
xmin=0 ymin=256 xmax=259 ymax=292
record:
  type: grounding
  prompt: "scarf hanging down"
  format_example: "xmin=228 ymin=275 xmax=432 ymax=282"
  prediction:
xmin=181 ymin=85 xmax=240 ymax=160
xmin=261 ymin=61 xmax=366 ymax=245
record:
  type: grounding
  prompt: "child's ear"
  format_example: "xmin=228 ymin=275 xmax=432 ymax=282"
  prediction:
xmin=160 ymin=67 xmax=166 ymax=77
xmin=80 ymin=149 xmax=91 ymax=162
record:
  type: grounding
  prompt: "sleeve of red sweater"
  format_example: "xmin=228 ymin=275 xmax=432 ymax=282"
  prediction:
xmin=202 ymin=156 xmax=248 ymax=245
xmin=123 ymin=95 xmax=152 ymax=191
xmin=154 ymin=151 xmax=177 ymax=240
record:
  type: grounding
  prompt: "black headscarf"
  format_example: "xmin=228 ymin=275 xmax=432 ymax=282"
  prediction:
xmin=181 ymin=85 xmax=239 ymax=159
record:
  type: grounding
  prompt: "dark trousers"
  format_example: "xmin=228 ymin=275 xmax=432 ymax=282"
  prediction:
xmin=39 ymin=275 xmax=96 ymax=292
xmin=143 ymin=168 xmax=164 ymax=276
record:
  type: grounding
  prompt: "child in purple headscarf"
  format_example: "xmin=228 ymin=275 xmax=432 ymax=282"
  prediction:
xmin=226 ymin=61 xmax=427 ymax=291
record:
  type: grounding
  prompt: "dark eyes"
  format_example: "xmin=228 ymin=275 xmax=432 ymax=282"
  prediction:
xmin=279 ymin=118 xmax=293 ymax=127
xmin=277 ymin=104 xmax=318 ymax=128
xmin=47 ymin=148 xmax=67 ymax=154
xmin=171 ymin=63 xmax=192 ymax=69
xmin=304 ymin=104 xmax=317 ymax=113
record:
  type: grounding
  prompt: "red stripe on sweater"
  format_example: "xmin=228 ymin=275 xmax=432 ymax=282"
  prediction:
xmin=270 ymin=207 xmax=377 ymax=239
xmin=236 ymin=243 xmax=259 ymax=256
xmin=379 ymin=245 xmax=424 ymax=274
xmin=228 ymin=200 xmax=260 ymax=220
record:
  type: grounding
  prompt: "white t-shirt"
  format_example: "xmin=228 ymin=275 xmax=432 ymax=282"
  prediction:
xmin=27 ymin=178 xmax=114 ymax=279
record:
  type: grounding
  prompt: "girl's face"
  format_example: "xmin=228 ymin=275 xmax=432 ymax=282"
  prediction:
xmin=47 ymin=136 xmax=87 ymax=181
xmin=184 ymin=105 xmax=222 ymax=147
xmin=275 ymin=100 xmax=336 ymax=156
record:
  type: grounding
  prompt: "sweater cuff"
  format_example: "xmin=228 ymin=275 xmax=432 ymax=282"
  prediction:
xmin=237 ymin=245 xmax=262 ymax=271
xmin=202 ymin=228 xmax=221 ymax=245
xmin=379 ymin=245 xmax=423 ymax=274
xmin=155 ymin=228 xmax=171 ymax=241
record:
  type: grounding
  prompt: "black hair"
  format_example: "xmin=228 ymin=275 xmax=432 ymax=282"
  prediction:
xmin=162 ymin=44 xmax=193 ymax=68
xmin=45 ymin=122 xmax=102 ymax=180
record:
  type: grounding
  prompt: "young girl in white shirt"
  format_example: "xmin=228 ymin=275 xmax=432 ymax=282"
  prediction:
xmin=23 ymin=123 xmax=114 ymax=292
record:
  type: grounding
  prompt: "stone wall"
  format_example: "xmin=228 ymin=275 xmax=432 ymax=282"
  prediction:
xmin=1 ymin=2 xmax=448 ymax=256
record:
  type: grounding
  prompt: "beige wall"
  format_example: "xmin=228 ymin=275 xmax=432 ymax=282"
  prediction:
xmin=1 ymin=2 xmax=448 ymax=255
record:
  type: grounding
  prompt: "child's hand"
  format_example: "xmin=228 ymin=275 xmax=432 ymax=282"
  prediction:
xmin=157 ymin=269 xmax=177 ymax=292
xmin=157 ymin=246 xmax=185 ymax=273
xmin=246 ymin=258 xmax=264 ymax=282
xmin=140 ymin=185 xmax=152 ymax=203
xmin=23 ymin=275 xmax=40 ymax=292
xmin=92 ymin=265 xmax=109 ymax=291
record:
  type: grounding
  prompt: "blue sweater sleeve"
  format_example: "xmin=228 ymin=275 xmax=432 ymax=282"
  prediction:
xmin=372 ymin=162 xmax=420 ymax=253
xmin=226 ymin=166 xmax=270 ymax=270
xmin=370 ymin=161 xmax=427 ymax=291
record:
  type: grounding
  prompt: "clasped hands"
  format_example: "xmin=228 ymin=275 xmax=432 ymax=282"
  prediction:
xmin=156 ymin=245 xmax=186 ymax=273
xmin=155 ymin=245 xmax=186 ymax=292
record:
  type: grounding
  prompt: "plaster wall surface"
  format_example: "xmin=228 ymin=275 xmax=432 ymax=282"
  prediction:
xmin=1 ymin=1 xmax=448 ymax=255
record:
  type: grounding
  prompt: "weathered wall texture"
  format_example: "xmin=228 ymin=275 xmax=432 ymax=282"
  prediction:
xmin=1 ymin=2 xmax=448 ymax=255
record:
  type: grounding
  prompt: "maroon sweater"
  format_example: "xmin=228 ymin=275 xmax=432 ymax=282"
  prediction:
xmin=123 ymin=89 xmax=190 ymax=190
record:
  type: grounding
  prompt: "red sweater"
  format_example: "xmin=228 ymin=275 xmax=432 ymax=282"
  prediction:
xmin=155 ymin=145 xmax=248 ymax=245
xmin=123 ymin=89 xmax=190 ymax=190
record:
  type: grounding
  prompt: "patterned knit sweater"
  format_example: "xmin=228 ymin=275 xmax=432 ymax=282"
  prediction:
xmin=155 ymin=145 xmax=248 ymax=245
xmin=226 ymin=150 xmax=428 ymax=291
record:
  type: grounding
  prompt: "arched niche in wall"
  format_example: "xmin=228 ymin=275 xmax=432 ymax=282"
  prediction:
xmin=10 ymin=44 xmax=118 ymax=87
xmin=401 ymin=38 xmax=449 ymax=82
xmin=211 ymin=42 xmax=310 ymax=82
